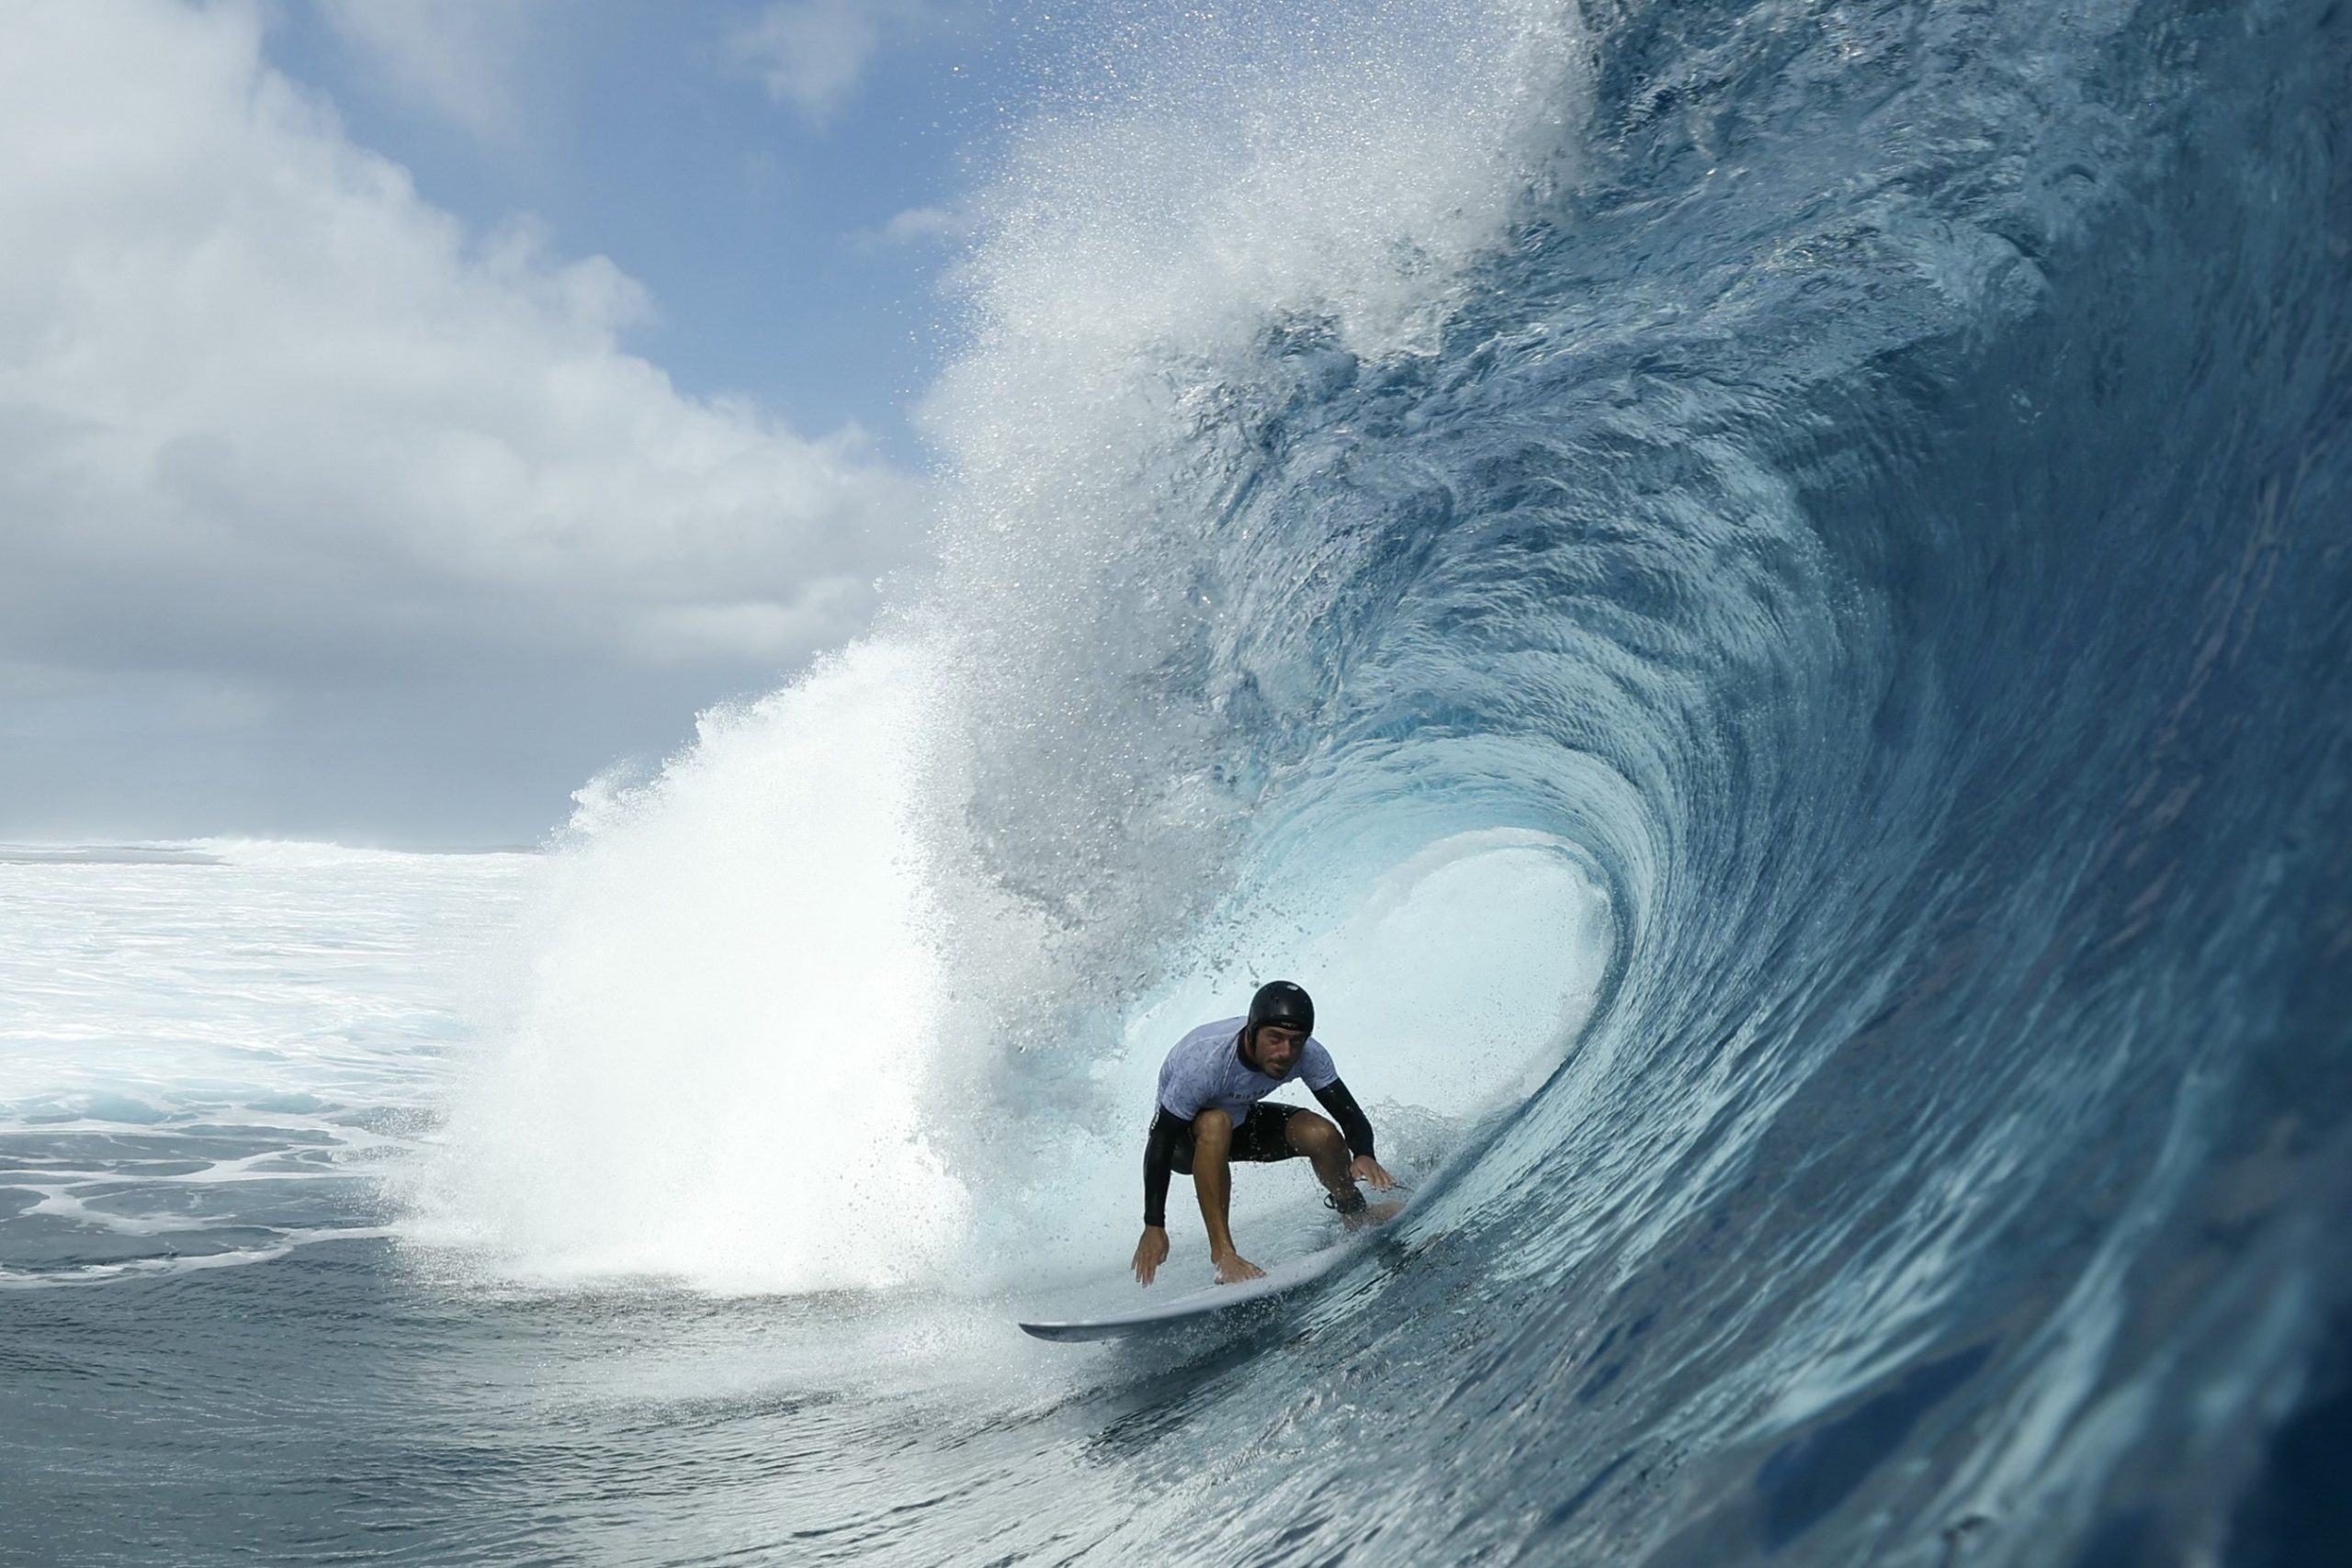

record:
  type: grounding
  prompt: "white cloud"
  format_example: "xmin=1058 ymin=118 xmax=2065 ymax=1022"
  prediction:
xmin=320 ymin=0 xmax=545 ymax=142
xmin=859 ymin=204 xmax=972 ymax=249
xmin=0 ymin=0 xmax=929 ymax=833
xmin=729 ymin=0 xmax=942 ymax=125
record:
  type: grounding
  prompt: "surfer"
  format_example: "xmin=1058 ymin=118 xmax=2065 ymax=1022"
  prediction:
xmin=1133 ymin=980 xmax=1397 ymax=1286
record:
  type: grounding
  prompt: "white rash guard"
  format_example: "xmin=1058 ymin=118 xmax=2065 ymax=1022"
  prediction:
xmin=1154 ymin=1016 xmax=1339 ymax=1124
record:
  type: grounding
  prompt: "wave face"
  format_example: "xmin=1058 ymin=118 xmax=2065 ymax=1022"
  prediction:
xmin=418 ymin=0 xmax=2352 ymax=1559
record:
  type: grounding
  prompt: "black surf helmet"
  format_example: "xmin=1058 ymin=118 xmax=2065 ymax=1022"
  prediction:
xmin=1247 ymin=980 xmax=1315 ymax=1044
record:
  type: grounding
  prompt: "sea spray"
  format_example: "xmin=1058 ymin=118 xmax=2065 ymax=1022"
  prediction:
xmin=403 ymin=643 xmax=970 ymax=1292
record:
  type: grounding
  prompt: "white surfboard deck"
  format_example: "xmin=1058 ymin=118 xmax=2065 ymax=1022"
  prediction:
xmin=1016 ymin=1199 xmax=1407 ymax=1343
xmin=1017 ymin=1240 xmax=1355 ymax=1342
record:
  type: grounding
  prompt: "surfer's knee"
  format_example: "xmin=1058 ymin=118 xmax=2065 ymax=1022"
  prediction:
xmin=1289 ymin=1111 xmax=1341 ymax=1157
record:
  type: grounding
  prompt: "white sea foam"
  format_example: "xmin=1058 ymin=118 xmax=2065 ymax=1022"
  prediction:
xmin=398 ymin=643 xmax=972 ymax=1292
xmin=0 ymin=843 xmax=526 ymax=1114
xmin=0 ymin=842 xmax=528 ymax=1282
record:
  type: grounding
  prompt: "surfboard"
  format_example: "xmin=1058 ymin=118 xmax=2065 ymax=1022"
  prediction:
xmin=1016 ymin=1198 xmax=1408 ymax=1342
xmin=1017 ymin=1239 xmax=1357 ymax=1341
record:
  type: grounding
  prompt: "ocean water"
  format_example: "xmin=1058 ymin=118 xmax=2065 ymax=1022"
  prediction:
xmin=6 ymin=0 xmax=2351 ymax=1562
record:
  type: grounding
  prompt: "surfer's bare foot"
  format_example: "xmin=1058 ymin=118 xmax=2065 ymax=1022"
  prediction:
xmin=1213 ymin=1251 xmax=1265 ymax=1285
xmin=1343 ymin=1199 xmax=1408 ymax=1232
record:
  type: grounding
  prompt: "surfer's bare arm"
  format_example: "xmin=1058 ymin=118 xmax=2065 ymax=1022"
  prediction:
xmin=1191 ymin=1110 xmax=1265 ymax=1284
xmin=1310 ymin=1077 xmax=1396 ymax=1190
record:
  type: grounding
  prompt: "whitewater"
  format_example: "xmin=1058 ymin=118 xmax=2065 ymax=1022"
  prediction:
xmin=6 ymin=0 xmax=2349 ymax=1562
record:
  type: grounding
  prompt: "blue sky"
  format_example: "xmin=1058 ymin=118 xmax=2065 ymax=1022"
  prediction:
xmin=266 ymin=3 xmax=1035 ymax=464
xmin=266 ymin=2 xmax=1016 ymax=463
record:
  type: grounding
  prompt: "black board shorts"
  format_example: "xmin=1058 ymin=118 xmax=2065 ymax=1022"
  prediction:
xmin=1163 ymin=1102 xmax=1304 ymax=1174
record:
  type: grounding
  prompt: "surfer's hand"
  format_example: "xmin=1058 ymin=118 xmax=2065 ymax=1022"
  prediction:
xmin=1212 ymin=1250 xmax=1266 ymax=1285
xmin=1351 ymin=1156 xmax=1396 ymax=1190
xmin=1133 ymin=1226 xmax=1170 ymax=1286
